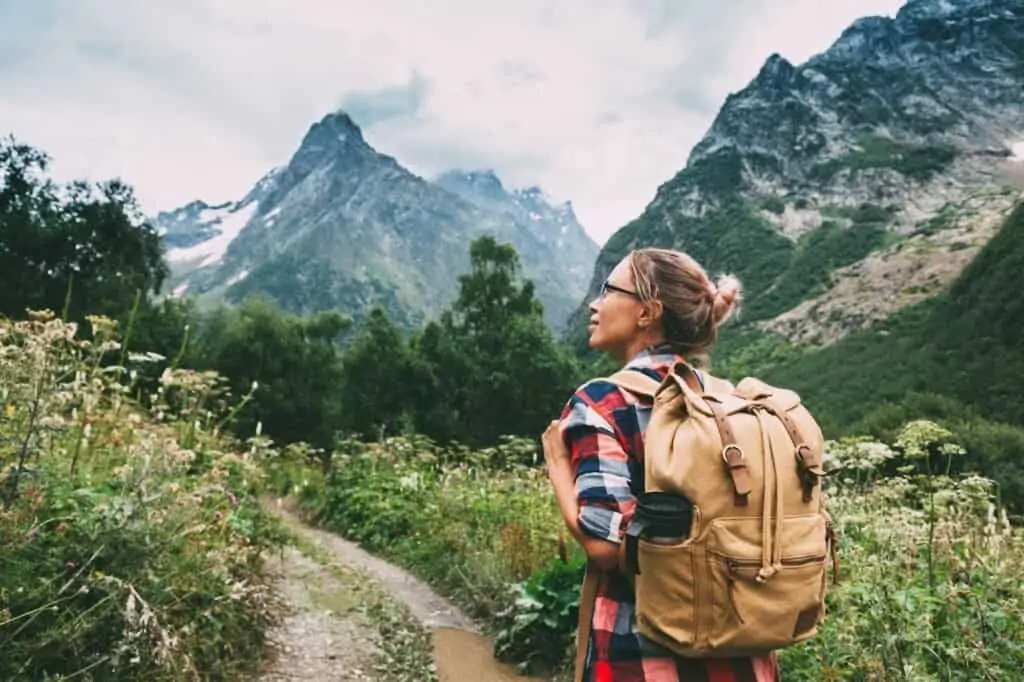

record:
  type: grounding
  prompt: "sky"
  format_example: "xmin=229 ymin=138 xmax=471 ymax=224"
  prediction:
xmin=0 ymin=0 xmax=906 ymax=245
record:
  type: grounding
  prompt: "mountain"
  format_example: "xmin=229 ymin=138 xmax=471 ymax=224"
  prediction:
xmin=572 ymin=0 xmax=1024 ymax=349
xmin=766 ymin=200 xmax=1024 ymax=435
xmin=433 ymin=169 xmax=598 ymax=291
xmin=154 ymin=112 xmax=598 ymax=329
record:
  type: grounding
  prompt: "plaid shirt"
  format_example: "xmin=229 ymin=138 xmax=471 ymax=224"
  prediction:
xmin=560 ymin=346 xmax=779 ymax=682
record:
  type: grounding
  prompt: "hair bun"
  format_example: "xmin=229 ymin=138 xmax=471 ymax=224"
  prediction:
xmin=711 ymin=274 xmax=742 ymax=325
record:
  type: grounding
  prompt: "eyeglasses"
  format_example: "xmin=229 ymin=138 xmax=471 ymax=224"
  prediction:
xmin=600 ymin=280 xmax=640 ymax=299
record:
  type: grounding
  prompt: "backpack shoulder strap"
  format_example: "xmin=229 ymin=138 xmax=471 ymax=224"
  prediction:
xmin=574 ymin=562 xmax=601 ymax=682
xmin=605 ymin=369 xmax=662 ymax=398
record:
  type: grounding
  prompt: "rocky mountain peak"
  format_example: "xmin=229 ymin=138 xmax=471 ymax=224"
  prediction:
xmin=897 ymin=0 xmax=984 ymax=21
xmin=573 ymin=0 xmax=1024 ymax=351
xmin=157 ymin=113 xmax=598 ymax=330
xmin=753 ymin=53 xmax=799 ymax=87
xmin=285 ymin=111 xmax=371 ymax=175
xmin=435 ymin=169 xmax=507 ymax=200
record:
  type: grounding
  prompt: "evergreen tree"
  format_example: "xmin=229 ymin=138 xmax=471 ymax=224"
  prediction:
xmin=338 ymin=307 xmax=415 ymax=439
xmin=195 ymin=295 xmax=348 ymax=448
xmin=0 ymin=137 xmax=166 ymax=322
xmin=426 ymin=235 xmax=582 ymax=447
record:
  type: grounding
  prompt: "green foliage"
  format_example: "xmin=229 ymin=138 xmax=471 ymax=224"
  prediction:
xmin=687 ymin=148 xmax=745 ymax=194
xmin=747 ymin=214 xmax=891 ymax=319
xmin=408 ymin=236 xmax=583 ymax=447
xmin=911 ymin=202 xmax=958 ymax=237
xmin=494 ymin=554 xmax=585 ymax=675
xmin=711 ymin=328 xmax=809 ymax=380
xmin=338 ymin=306 xmax=415 ymax=439
xmin=759 ymin=195 xmax=787 ymax=215
xmin=809 ymin=134 xmax=958 ymax=183
xmin=0 ymin=138 xmax=167 ymax=324
xmin=0 ymin=311 xmax=287 ymax=681
xmin=191 ymin=295 xmax=349 ymax=449
xmin=780 ymin=426 xmax=1024 ymax=680
xmin=272 ymin=419 xmax=1024 ymax=680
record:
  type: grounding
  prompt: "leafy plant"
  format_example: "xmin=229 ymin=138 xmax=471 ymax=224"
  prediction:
xmin=494 ymin=553 xmax=585 ymax=675
xmin=0 ymin=311 xmax=287 ymax=680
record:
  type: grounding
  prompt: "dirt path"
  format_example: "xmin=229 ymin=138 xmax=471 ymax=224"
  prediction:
xmin=260 ymin=545 xmax=379 ymax=681
xmin=262 ymin=503 xmax=547 ymax=682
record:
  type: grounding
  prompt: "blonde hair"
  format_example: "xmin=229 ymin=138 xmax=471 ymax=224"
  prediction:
xmin=627 ymin=248 xmax=741 ymax=357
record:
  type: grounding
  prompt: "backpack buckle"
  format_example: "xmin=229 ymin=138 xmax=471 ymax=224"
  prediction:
xmin=722 ymin=444 xmax=751 ymax=505
xmin=722 ymin=444 xmax=744 ymax=464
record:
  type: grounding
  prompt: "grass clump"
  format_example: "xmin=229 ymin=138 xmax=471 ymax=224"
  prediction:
xmin=0 ymin=310 xmax=287 ymax=681
xmin=271 ymin=418 xmax=1024 ymax=680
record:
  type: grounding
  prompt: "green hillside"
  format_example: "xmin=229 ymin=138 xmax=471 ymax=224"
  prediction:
xmin=766 ymin=199 xmax=1024 ymax=427
xmin=757 ymin=200 xmax=1024 ymax=508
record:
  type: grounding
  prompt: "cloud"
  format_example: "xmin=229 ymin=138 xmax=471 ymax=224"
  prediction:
xmin=0 ymin=0 xmax=905 ymax=244
xmin=340 ymin=73 xmax=430 ymax=128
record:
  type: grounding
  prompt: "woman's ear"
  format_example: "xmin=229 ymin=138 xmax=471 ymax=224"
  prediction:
xmin=638 ymin=299 xmax=663 ymax=329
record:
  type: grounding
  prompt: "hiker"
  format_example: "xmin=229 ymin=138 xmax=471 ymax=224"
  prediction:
xmin=541 ymin=248 xmax=780 ymax=682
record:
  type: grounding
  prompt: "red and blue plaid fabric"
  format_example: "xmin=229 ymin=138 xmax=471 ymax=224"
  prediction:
xmin=560 ymin=345 xmax=780 ymax=682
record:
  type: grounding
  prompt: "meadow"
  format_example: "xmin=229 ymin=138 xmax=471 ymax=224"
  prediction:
xmin=269 ymin=419 xmax=1024 ymax=681
xmin=0 ymin=311 xmax=287 ymax=681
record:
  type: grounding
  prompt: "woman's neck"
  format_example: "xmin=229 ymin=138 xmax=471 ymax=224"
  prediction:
xmin=621 ymin=337 xmax=670 ymax=365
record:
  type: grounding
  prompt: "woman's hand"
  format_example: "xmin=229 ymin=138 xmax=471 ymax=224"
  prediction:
xmin=541 ymin=417 xmax=622 ymax=571
xmin=542 ymin=418 xmax=571 ymax=480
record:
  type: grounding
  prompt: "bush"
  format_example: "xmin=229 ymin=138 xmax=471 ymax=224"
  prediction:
xmin=0 ymin=311 xmax=287 ymax=681
xmin=781 ymin=421 xmax=1024 ymax=678
xmin=276 ymin=418 xmax=1024 ymax=680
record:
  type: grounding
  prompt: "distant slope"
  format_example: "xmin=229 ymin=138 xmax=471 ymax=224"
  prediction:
xmin=765 ymin=199 xmax=1024 ymax=433
xmin=433 ymin=169 xmax=598 ymax=298
xmin=154 ymin=112 xmax=598 ymax=330
xmin=568 ymin=0 xmax=1024 ymax=349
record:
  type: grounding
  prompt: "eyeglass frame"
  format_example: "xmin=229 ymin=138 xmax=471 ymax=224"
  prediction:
xmin=599 ymin=279 xmax=640 ymax=299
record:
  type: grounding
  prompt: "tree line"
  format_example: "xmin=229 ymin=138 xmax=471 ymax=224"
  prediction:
xmin=0 ymin=137 xmax=594 ymax=453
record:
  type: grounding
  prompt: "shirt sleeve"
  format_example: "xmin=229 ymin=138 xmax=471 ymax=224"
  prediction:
xmin=560 ymin=381 xmax=636 ymax=544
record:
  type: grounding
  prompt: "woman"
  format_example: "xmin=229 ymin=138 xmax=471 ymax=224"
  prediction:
xmin=542 ymin=248 xmax=779 ymax=682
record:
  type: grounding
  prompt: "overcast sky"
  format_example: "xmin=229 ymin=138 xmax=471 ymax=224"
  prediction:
xmin=0 ymin=0 xmax=905 ymax=244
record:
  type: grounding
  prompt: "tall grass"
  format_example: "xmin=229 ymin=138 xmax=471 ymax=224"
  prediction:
xmin=271 ymin=420 xmax=1024 ymax=680
xmin=0 ymin=311 xmax=287 ymax=681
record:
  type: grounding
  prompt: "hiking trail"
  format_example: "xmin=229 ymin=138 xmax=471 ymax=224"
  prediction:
xmin=260 ymin=502 xmax=548 ymax=682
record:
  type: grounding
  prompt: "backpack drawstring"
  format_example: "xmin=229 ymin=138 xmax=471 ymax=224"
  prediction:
xmin=755 ymin=407 xmax=784 ymax=583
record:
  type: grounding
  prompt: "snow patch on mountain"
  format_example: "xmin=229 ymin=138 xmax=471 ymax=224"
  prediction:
xmin=166 ymin=202 xmax=259 ymax=267
xmin=1010 ymin=140 xmax=1024 ymax=162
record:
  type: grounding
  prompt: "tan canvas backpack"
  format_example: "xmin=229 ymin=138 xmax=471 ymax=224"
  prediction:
xmin=573 ymin=362 xmax=838 ymax=681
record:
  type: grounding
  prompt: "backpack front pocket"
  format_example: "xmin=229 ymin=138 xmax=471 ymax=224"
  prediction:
xmin=704 ymin=515 xmax=828 ymax=653
xmin=634 ymin=538 xmax=699 ymax=651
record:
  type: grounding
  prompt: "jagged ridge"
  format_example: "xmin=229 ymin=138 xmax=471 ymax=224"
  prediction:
xmin=154 ymin=113 xmax=599 ymax=329
xmin=571 ymin=0 xmax=1024 ymax=348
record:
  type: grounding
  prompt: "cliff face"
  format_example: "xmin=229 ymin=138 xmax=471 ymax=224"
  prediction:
xmin=572 ymin=0 xmax=1024 ymax=347
xmin=155 ymin=112 xmax=598 ymax=329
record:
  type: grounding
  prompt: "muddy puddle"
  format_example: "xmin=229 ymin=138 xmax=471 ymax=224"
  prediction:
xmin=432 ymin=627 xmax=546 ymax=682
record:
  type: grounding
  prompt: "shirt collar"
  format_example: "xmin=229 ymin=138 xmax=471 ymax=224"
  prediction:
xmin=624 ymin=343 xmax=684 ymax=371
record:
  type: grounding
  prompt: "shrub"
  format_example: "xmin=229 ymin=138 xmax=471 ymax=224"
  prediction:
xmin=0 ymin=311 xmax=287 ymax=681
xmin=276 ymin=418 xmax=1024 ymax=680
